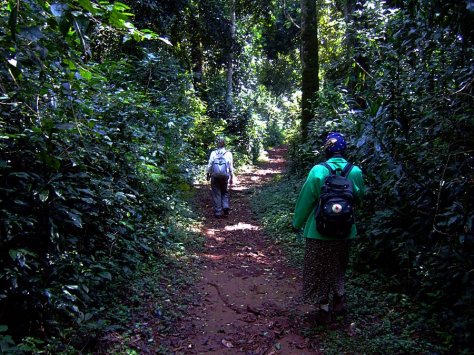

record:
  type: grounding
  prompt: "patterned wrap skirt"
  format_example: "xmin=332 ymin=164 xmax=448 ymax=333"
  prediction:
xmin=303 ymin=238 xmax=351 ymax=304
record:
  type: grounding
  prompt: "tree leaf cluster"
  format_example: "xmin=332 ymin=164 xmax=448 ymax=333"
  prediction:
xmin=290 ymin=1 xmax=474 ymax=351
xmin=0 ymin=0 xmax=299 ymax=351
xmin=0 ymin=0 xmax=208 ymax=351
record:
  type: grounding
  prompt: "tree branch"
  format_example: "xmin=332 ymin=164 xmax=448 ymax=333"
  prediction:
xmin=282 ymin=0 xmax=300 ymax=29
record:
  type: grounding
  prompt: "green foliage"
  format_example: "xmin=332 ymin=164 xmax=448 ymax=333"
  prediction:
xmin=97 ymin=200 xmax=204 ymax=354
xmin=287 ymin=0 xmax=474 ymax=351
xmin=347 ymin=3 xmax=474 ymax=351
xmin=187 ymin=114 xmax=227 ymax=163
xmin=251 ymin=176 xmax=305 ymax=265
xmin=0 ymin=325 xmax=16 ymax=353
xmin=286 ymin=84 xmax=352 ymax=176
xmin=3 ymin=0 xmax=472 ymax=352
xmin=315 ymin=274 xmax=445 ymax=355
xmin=264 ymin=119 xmax=285 ymax=148
xmin=0 ymin=0 xmax=207 ymax=351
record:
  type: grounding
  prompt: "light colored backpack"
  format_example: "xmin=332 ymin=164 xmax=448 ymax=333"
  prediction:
xmin=210 ymin=150 xmax=229 ymax=178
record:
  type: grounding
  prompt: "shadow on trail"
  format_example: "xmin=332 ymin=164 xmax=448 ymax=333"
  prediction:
xmin=165 ymin=146 xmax=318 ymax=354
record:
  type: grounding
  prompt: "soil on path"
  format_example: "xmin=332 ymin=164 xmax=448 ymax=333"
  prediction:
xmin=166 ymin=147 xmax=318 ymax=354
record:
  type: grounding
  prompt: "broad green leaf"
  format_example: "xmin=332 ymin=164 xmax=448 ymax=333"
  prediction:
xmin=77 ymin=0 xmax=95 ymax=14
xmin=50 ymin=3 xmax=68 ymax=17
xmin=63 ymin=59 xmax=76 ymax=70
xmin=66 ymin=210 xmax=83 ymax=228
xmin=39 ymin=190 xmax=49 ymax=202
xmin=158 ymin=37 xmax=172 ymax=46
xmin=112 ymin=2 xmax=131 ymax=11
xmin=77 ymin=188 xmax=94 ymax=195
xmin=99 ymin=271 xmax=112 ymax=280
xmin=8 ymin=249 xmax=18 ymax=261
xmin=54 ymin=123 xmax=75 ymax=130
xmin=19 ymin=26 xmax=44 ymax=42
xmin=123 ymin=21 xmax=134 ymax=29
xmin=80 ymin=197 xmax=95 ymax=204
xmin=79 ymin=69 xmax=92 ymax=81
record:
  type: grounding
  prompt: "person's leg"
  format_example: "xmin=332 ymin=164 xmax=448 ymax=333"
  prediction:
xmin=211 ymin=178 xmax=223 ymax=217
xmin=221 ymin=177 xmax=230 ymax=215
xmin=333 ymin=240 xmax=351 ymax=314
xmin=303 ymin=239 xmax=332 ymax=324
xmin=303 ymin=239 xmax=330 ymax=301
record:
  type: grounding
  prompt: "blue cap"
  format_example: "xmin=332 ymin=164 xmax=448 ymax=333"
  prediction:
xmin=324 ymin=132 xmax=347 ymax=152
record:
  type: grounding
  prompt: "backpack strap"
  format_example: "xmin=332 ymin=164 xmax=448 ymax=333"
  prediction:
xmin=320 ymin=162 xmax=353 ymax=176
xmin=341 ymin=163 xmax=353 ymax=177
xmin=320 ymin=162 xmax=335 ymax=174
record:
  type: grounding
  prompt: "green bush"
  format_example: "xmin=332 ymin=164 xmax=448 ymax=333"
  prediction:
xmin=288 ymin=2 xmax=474 ymax=351
xmin=0 ymin=1 xmax=205 ymax=350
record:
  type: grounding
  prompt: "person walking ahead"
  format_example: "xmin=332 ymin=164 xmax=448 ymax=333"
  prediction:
xmin=207 ymin=136 xmax=234 ymax=218
xmin=292 ymin=132 xmax=365 ymax=324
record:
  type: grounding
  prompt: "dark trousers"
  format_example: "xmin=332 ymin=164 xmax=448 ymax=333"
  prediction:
xmin=211 ymin=177 xmax=229 ymax=216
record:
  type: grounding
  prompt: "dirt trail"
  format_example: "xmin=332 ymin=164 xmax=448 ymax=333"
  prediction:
xmin=166 ymin=146 xmax=318 ymax=354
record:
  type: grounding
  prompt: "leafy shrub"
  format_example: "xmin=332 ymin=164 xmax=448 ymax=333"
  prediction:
xmin=251 ymin=176 xmax=305 ymax=265
xmin=289 ymin=2 xmax=474 ymax=351
xmin=0 ymin=0 xmax=206 ymax=351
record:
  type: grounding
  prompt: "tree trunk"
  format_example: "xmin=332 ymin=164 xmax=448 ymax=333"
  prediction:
xmin=344 ymin=0 xmax=355 ymax=50
xmin=189 ymin=2 xmax=204 ymax=94
xmin=344 ymin=0 xmax=368 ymax=108
xmin=226 ymin=0 xmax=235 ymax=114
xmin=300 ymin=0 xmax=319 ymax=142
xmin=344 ymin=0 xmax=356 ymax=91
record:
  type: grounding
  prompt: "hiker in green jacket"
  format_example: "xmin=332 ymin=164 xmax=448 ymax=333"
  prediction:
xmin=293 ymin=132 xmax=365 ymax=324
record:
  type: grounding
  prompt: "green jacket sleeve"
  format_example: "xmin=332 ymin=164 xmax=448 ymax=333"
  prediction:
xmin=349 ymin=166 xmax=365 ymax=201
xmin=292 ymin=165 xmax=325 ymax=229
xmin=292 ymin=160 xmax=365 ymax=240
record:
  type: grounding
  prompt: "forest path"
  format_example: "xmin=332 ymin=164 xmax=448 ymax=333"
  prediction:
xmin=165 ymin=147 xmax=318 ymax=354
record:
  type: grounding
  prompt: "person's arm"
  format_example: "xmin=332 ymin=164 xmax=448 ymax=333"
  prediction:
xmin=292 ymin=166 xmax=323 ymax=229
xmin=350 ymin=167 xmax=365 ymax=201
xmin=206 ymin=150 xmax=216 ymax=180
xmin=227 ymin=152 xmax=235 ymax=184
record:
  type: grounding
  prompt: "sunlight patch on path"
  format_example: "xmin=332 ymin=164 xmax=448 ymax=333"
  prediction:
xmin=235 ymin=250 xmax=273 ymax=265
xmin=224 ymin=222 xmax=260 ymax=231
xmin=202 ymin=253 xmax=225 ymax=261
xmin=252 ymin=168 xmax=281 ymax=175
xmin=204 ymin=229 xmax=226 ymax=242
xmin=230 ymin=184 xmax=250 ymax=191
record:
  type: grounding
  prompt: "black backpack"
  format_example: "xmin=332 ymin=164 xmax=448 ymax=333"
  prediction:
xmin=315 ymin=162 xmax=355 ymax=238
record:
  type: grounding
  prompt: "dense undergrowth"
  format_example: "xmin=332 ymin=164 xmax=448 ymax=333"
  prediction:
xmin=283 ymin=2 xmax=474 ymax=352
xmin=95 ymin=200 xmax=205 ymax=354
xmin=0 ymin=1 xmax=287 ymax=352
xmin=250 ymin=174 xmax=449 ymax=354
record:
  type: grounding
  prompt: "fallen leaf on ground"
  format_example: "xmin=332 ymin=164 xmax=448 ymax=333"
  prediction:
xmin=348 ymin=322 xmax=357 ymax=337
xmin=242 ymin=314 xmax=257 ymax=323
xmin=295 ymin=342 xmax=306 ymax=349
xmin=222 ymin=339 xmax=234 ymax=348
xmin=247 ymin=305 xmax=262 ymax=315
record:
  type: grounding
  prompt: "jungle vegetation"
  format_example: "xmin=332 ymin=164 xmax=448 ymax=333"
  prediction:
xmin=1 ymin=0 xmax=473 ymax=353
